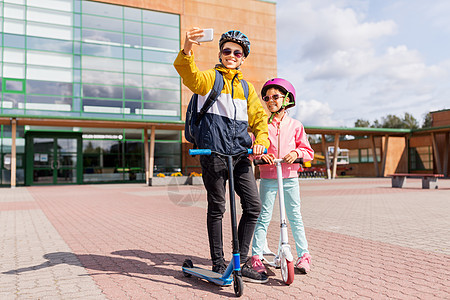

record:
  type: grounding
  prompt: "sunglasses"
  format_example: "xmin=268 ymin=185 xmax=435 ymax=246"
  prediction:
xmin=221 ymin=48 xmax=243 ymax=58
xmin=262 ymin=94 xmax=285 ymax=102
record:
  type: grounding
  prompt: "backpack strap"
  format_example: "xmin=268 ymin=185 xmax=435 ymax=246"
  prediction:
xmin=241 ymin=79 xmax=249 ymax=100
xmin=195 ymin=69 xmax=224 ymax=126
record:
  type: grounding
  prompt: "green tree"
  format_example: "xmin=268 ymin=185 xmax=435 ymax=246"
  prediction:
xmin=354 ymin=119 xmax=370 ymax=127
xmin=422 ymin=112 xmax=432 ymax=128
xmin=402 ymin=113 xmax=419 ymax=129
xmin=380 ymin=114 xmax=404 ymax=128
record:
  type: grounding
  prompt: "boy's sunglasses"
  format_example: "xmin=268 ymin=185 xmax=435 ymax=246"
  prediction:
xmin=221 ymin=48 xmax=243 ymax=58
xmin=262 ymin=94 xmax=285 ymax=102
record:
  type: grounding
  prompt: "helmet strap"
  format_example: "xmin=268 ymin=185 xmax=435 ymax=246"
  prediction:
xmin=268 ymin=92 xmax=291 ymax=123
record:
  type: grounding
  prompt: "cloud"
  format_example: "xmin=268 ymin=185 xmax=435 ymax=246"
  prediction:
xmin=276 ymin=0 xmax=450 ymax=127
xmin=292 ymin=99 xmax=338 ymax=127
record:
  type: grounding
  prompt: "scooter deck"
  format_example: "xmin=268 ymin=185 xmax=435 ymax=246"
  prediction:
xmin=183 ymin=267 xmax=233 ymax=286
xmin=262 ymin=253 xmax=279 ymax=268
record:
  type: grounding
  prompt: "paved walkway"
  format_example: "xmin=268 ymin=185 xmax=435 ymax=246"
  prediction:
xmin=1 ymin=178 xmax=449 ymax=299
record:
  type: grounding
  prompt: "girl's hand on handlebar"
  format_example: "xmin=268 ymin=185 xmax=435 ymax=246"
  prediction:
xmin=262 ymin=153 xmax=276 ymax=165
xmin=283 ymin=151 xmax=298 ymax=164
xmin=252 ymin=144 xmax=265 ymax=156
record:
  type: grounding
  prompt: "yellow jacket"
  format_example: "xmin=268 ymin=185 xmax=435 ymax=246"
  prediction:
xmin=174 ymin=50 xmax=269 ymax=153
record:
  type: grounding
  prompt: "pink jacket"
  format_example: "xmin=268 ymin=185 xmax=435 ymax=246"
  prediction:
xmin=259 ymin=115 xmax=314 ymax=179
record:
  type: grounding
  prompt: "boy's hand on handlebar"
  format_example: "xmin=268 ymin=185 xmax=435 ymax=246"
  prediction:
xmin=283 ymin=151 xmax=298 ymax=164
xmin=183 ymin=27 xmax=203 ymax=55
xmin=262 ymin=153 xmax=276 ymax=165
xmin=252 ymin=144 xmax=265 ymax=156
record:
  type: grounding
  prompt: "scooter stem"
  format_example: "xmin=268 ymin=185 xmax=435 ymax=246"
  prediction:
xmin=227 ymin=155 xmax=240 ymax=255
xmin=275 ymin=160 xmax=289 ymax=244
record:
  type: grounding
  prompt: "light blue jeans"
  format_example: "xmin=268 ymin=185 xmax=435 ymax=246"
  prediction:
xmin=252 ymin=177 xmax=309 ymax=258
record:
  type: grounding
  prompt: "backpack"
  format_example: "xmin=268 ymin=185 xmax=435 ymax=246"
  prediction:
xmin=185 ymin=70 xmax=249 ymax=148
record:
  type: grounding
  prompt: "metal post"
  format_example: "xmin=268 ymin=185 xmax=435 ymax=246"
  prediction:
xmin=149 ymin=126 xmax=156 ymax=179
xmin=11 ymin=118 xmax=17 ymax=188
xmin=332 ymin=134 xmax=340 ymax=179
xmin=144 ymin=129 xmax=149 ymax=185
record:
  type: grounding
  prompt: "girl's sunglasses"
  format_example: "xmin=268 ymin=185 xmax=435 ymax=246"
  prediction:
xmin=262 ymin=94 xmax=285 ymax=102
xmin=221 ymin=48 xmax=243 ymax=58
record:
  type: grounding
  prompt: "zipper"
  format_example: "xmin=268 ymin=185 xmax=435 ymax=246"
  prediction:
xmin=277 ymin=121 xmax=281 ymax=158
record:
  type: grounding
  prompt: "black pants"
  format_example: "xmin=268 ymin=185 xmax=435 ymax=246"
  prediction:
xmin=200 ymin=155 xmax=261 ymax=266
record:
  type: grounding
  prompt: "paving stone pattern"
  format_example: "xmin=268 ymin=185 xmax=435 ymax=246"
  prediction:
xmin=0 ymin=179 xmax=449 ymax=299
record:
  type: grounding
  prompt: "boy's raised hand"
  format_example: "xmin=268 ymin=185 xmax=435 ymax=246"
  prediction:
xmin=183 ymin=27 xmax=204 ymax=56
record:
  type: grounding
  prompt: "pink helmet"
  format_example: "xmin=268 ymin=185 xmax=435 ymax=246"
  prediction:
xmin=261 ymin=78 xmax=296 ymax=109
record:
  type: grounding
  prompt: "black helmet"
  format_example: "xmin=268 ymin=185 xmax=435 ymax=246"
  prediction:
xmin=219 ymin=30 xmax=251 ymax=57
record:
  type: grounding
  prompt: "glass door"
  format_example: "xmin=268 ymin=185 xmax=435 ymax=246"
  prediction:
xmin=26 ymin=133 xmax=82 ymax=185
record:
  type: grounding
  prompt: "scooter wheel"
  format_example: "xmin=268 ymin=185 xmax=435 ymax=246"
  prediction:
xmin=233 ymin=273 xmax=244 ymax=297
xmin=182 ymin=259 xmax=193 ymax=277
xmin=280 ymin=258 xmax=294 ymax=285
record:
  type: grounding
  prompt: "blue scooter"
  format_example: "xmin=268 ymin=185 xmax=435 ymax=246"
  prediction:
xmin=182 ymin=148 xmax=264 ymax=297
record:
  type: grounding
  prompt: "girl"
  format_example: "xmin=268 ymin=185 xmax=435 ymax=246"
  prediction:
xmin=251 ymin=78 xmax=314 ymax=274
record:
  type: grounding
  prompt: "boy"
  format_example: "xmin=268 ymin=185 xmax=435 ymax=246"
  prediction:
xmin=173 ymin=28 xmax=269 ymax=283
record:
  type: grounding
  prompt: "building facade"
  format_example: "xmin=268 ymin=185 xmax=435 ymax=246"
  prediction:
xmin=0 ymin=0 xmax=277 ymax=186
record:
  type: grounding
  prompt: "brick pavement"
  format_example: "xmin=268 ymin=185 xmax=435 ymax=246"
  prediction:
xmin=0 ymin=178 xmax=449 ymax=299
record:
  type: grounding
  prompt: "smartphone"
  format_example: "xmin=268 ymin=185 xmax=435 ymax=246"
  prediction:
xmin=197 ymin=28 xmax=214 ymax=43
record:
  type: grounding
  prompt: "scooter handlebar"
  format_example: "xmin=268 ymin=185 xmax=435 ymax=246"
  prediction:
xmin=253 ymin=157 xmax=303 ymax=166
xmin=189 ymin=148 xmax=267 ymax=156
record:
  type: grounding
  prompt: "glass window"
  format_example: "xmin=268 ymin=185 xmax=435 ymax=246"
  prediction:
xmin=82 ymin=84 xmax=123 ymax=99
xmin=124 ymin=88 xmax=142 ymax=100
xmin=25 ymin=95 xmax=72 ymax=111
xmin=27 ymin=36 xmax=73 ymax=53
xmin=27 ymin=51 xmax=73 ymax=68
xmin=3 ymin=48 xmax=25 ymax=64
xmin=143 ymin=36 xmax=179 ymax=52
xmin=3 ymin=63 xmax=25 ymax=78
xmin=4 ymin=0 xmax=25 ymax=4
xmin=3 ymin=93 xmax=24 ymax=108
xmin=83 ymin=98 xmax=125 ymax=114
xmin=124 ymin=6 xmax=141 ymax=21
xmin=143 ymin=23 xmax=179 ymax=39
xmin=74 ymin=69 xmax=81 ymax=82
xmin=82 ymin=1 xmax=123 ymax=18
xmin=142 ymin=10 xmax=179 ymax=27
xmin=410 ymin=146 xmax=433 ymax=170
xmin=3 ymin=33 xmax=26 ymax=48
xmin=27 ymin=7 xmax=72 ymax=26
xmin=82 ymin=14 xmax=123 ymax=32
xmin=27 ymin=65 xmax=72 ymax=83
xmin=82 ymin=56 xmax=123 ymax=72
xmin=142 ymin=101 xmax=179 ymax=116
xmin=124 ymin=73 xmax=142 ymax=87
xmin=27 ymin=80 xmax=72 ymax=96
xmin=82 ymin=70 xmax=122 ymax=85
xmin=124 ymin=100 xmax=141 ymax=113
xmin=143 ymin=89 xmax=179 ymax=103
xmin=27 ymin=22 xmax=72 ymax=40
xmin=4 ymin=79 xmax=24 ymax=92
xmin=143 ymin=75 xmax=179 ymax=90
xmin=74 ymin=13 xmax=81 ymax=27
xmin=124 ymin=60 xmax=142 ymax=74
xmin=143 ymin=62 xmax=178 ymax=77
xmin=27 ymin=0 xmax=72 ymax=12
xmin=143 ymin=49 xmax=177 ymax=63
xmin=124 ymin=21 xmax=142 ymax=34
xmin=4 ymin=4 xmax=25 ymax=20
xmin=82 ymin=43 xmax=123 ymax=59
xmin=125 ymin=47 xmax=141 ymax=60
xmin=4 ymin=19 xmax=25 ymax=35
xmin=82 ymin=29 xmax=123 ymax=44
xmin=124 ymin=34 xmax=141 ymax=48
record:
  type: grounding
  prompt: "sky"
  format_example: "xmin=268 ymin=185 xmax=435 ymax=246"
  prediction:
xmin=276 ymin=0 xmax=450 ymax=127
